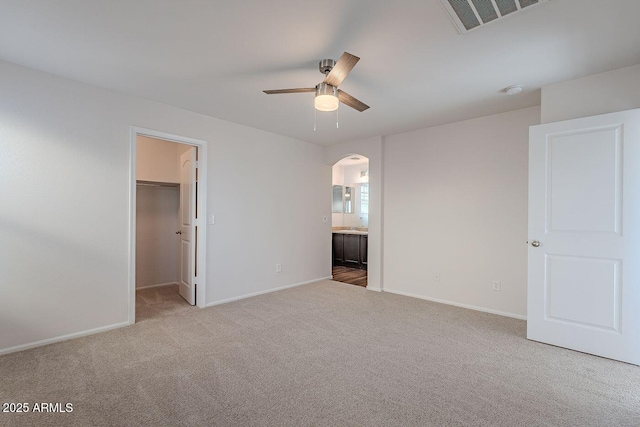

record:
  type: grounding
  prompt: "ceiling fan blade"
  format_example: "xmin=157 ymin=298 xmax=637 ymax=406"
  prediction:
xmin=323 ymin=52 xmax=360 ymax=87
xmin=263 ymin=88 xmax=315 ymax=94
xmin=337 ymin=90 xmax=369 ymax=112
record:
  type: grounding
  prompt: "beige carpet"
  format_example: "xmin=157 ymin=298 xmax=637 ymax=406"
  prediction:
xmin=136 ymin=284 xmax=193 ymax=322
xmin=1 ymin=280 xmax=639 ymax=426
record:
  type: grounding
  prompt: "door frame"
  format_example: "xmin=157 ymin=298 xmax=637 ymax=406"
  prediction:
xmin=128 ymin=126 xmax=208 ymax=324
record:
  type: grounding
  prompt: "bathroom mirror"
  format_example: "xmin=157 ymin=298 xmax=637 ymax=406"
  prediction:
xmin=344 ymin=187 xmax=354 ymax=214
xmin=332 ymin=185 xmax=343 ymax=213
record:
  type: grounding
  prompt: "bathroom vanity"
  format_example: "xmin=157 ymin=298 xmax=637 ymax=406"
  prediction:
xmin=332 ymin=230 xmax=367 ymax=270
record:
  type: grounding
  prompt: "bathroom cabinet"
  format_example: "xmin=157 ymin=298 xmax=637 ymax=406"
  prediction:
xmin=360 ymin=235 xmax=368 ymax=267
xmin=343 ymin=234 xmax=360 ymax=266
xmin=332 ymin=233 xmax=344 ymax=263
xmin=332 ymin=232 xmax=367 ymax=270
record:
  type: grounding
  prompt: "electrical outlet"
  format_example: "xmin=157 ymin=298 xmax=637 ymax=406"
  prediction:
xmin=276 ymin=264 xmax=282 ymax=273
xmin=208 ymin=215 xmax=215 ymax=225
xmin=322 ymin=216 xmax=328 ymax=223
xmin=434 ymin=272 xmax=440 ymax=282
xmin=492 ymin=280 xmax=501 ymax=291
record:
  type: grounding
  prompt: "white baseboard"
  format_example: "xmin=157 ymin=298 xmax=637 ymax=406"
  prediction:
xmin=206 ymin=277 xmax=332 ymax=307
xmin=383 ymin=288 xmax=527 ymax=320
xmin=136 ymin=281 xmax=178 ymax=290
xmin=0 ymin=321 xmax=130 ymax=356
xmin=366 ymin=286 xmax=382 ymax=292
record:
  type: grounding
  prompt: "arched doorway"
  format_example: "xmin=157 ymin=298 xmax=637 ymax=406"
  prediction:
xmin=325 ymin=136 xmax=383 ymax=292
xmin=331 ymin=155 xmax=370 ymax=287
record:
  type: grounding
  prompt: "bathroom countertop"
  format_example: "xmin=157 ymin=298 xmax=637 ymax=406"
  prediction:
xmin=332 ymin=229 xmax=368 ymax=235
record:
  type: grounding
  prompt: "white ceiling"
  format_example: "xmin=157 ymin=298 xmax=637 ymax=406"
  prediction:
xmin=335 ymin=156 xmax=369 ymax=167
xmin=1 ymin=0 xmax=639 ymax=146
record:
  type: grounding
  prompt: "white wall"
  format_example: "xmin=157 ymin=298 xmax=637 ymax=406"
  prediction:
xmin=136 ymin=184 xmax=179 ymax=288
xmin=383 ymin=107 xmax=540 ymax=318
xmin=325 ymin=137 xmax=383 ymax=291
xmin=331 ymin=165 xmax=343 ymax=186
xmin=207 ymin=126 xmax=331 ymax=303
xmin=541 ymin=63 xmax=640 ymax=123
xmin=342 ymin=164 xmax=360 ymax=184
xmin=0 ymin=59 xmax=331 ymax=354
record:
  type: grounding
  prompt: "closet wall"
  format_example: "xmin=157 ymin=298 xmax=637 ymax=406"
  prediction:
xmin=136 ymin=136 xmax=191 ymax=288
xmin=136 ymin=184 xmax=180 ymax=288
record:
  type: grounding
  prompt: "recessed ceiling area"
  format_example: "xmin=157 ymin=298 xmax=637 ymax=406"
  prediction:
xmin=0 ymin=0 xmax=638 ymax=146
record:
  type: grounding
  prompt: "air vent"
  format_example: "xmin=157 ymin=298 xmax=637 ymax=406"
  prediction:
xmin=440 ymin=0 xmax=549 ymax=33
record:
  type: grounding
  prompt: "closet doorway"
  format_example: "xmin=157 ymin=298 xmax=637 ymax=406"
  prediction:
xmin=129 ymin=128 xmax=208 ymax=324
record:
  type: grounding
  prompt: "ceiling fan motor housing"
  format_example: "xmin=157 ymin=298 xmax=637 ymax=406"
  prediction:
xmin=316 ymin=82 xmax=337 ymax=96
xmin=319 ymin=59 xmax=336 ymax=74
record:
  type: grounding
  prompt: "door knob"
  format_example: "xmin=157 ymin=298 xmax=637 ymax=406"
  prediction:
xmin=531 ymin=240 xmax=540 ymax=247
xmin=175 ymin=230 xmax=182 ymax=235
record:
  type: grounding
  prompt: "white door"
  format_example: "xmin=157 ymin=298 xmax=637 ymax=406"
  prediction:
xmin=528 ymin=109 xmax=640 ymax=365
xmin=178 ymin=147 xmax=197 ymax=305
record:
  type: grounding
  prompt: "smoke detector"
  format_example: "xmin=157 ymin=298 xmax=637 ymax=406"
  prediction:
xmin=440 ymin=0 xmax=550 ymax=34
xmin=504 ymin=85 xmax=523 ymax=95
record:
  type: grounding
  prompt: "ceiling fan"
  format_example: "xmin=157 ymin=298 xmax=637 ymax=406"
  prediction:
xmin=263 ymin=52 xmax=370 ymax=112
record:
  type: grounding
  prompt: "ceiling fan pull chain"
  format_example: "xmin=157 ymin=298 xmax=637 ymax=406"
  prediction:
xmin=314 ymin=107 xmax=317 ymax=131
xmin=336 ymin=106 xmax=339 ymax=129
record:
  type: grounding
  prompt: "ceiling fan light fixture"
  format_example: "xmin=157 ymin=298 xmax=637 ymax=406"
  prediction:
xmin=315 ymin=82 xmax=339 ymax=112
xmin=264 ymin=52 xmax=369 ymax=112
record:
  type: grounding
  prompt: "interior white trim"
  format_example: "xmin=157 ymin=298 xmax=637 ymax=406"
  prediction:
xmin=135 ymin=281 xmax=179 ymax=290
xmin=384 ymin=288 xmax=527 ymax=320
xmin=0 ymin=321 xmax=130 ymax=356
xmin=206 ymin=277 xmax=331 ymax=307
xmin=129 ymin=126 xmax=208 ymax=325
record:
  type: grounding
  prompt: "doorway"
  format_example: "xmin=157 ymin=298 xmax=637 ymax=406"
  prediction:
xmin=128 ymin=127 xmax=208 ymax=325
xmin=331 ymin=155 xmax=369 ymax=287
